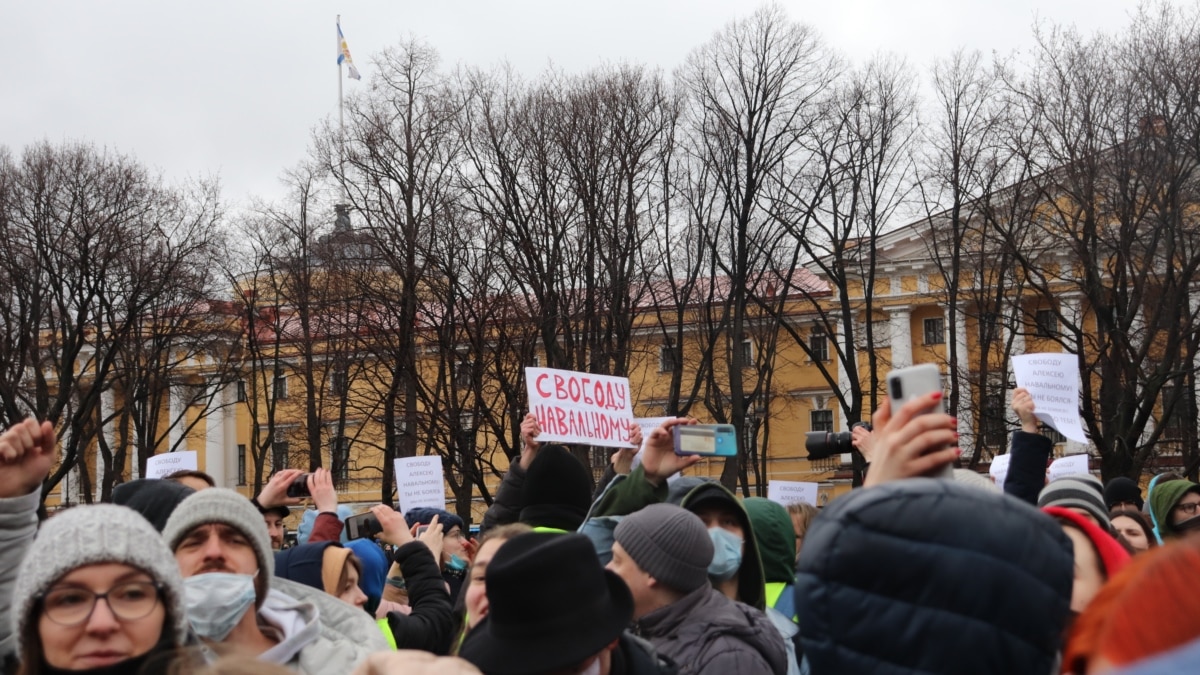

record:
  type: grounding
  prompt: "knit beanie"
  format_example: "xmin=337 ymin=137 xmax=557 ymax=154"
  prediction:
xmin=404 ymin=507 xmax=466 ymax=535
xmin=162 ymin=488 xmax=275 ymax=578
xmin=1103 ymin=477 xmax=1144 ymax=511
xmin=613 ymin=503 xmax=713 ymax=593
xmin=1148 ymin=480 xmax=1200 ymax=539
xmin=12 ymin=504 xmax=189 ymax=653
xmin=112 ymin=478 xmax=196 ymax=532
xmin=1038 ymin=475 xmax=1109 ymax=527
xmin=1043 ymin=506 xmax=1131 ymax=578
xmin=519 ymin=445 xmax=593 ymax=532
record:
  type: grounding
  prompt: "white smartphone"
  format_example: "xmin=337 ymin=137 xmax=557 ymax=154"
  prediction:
xmin=885 ymin=363 xmax=953 ymax=479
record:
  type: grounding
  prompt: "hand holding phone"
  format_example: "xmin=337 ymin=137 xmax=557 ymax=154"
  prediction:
xmin=864 ymin=364 xmax=959 ymax=487
xmin=672 ymin=424 xmax=738 ymax=457
xmin=345 ymin=512 xmax=382 ymax=540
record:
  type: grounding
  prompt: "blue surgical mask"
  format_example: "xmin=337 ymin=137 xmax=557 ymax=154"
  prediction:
xmin=707 ymin=527 xmax=743 ymax=581
xmin=447 ymin=554 xmax=468 ymax=572
xmin=184 ymin=572 xmax=257 ymax=641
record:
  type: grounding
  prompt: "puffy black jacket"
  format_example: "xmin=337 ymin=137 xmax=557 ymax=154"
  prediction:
xmin=795 ymin=478 xmax=1073 ymax=675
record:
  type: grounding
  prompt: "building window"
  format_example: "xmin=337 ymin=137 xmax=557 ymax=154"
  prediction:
xmin=455 ymin=360 xmax=472 ymax=389
xmin=532 ymin=353 xmax=541 ymax=367
xmin=1041 ymin=424 xmax=1066 ymax=445
xmin=739 ymin=336 xmax=754 ymax=368
xmin=236 ymin=380 xmax=247 ymax=403
xmin=810 ymin=409 xmax=834 ymax=433
xmin=981 ymin=393 xmax=1006 ymax=447
xmin=659 ymin=343 xmax=679 ymax=373
xmin=809 ymin=329 xmax=829 ymax=362
xmin=923 ymin=317 xmax=945 ymax=345
xmin=330 ymin=370 xmax=347 ymax=397
xmin=1035 ymin=309 xmax=1058 ymax=338
xmin=330 ymin=436 xmax=350 ymax=486
xmin=271 ymin=430 xmax=289 ymax=472
xmin=237 ymin=444 xmax=247 ymax=485
xmin=273 ymin=374 xmax=288 ymax=401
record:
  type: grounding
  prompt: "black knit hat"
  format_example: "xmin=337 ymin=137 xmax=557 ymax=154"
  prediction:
xmin=459 ymin=533 xmax=633 ymax=675
xmin=111 ymin=478 xmax=196 ymax=532
xmin=614 ymin=503 xmax=713 ymax=593
xmin=518 ymin=445 xmax=593 ymax=532
xmin=1104 ymin=476 xmax=1144 ymax=511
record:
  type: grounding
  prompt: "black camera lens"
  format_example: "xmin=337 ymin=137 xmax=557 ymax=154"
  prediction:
xmin=286 ymin=473 xmax=312 ymax=498
xmin=890 ymin=377 xmax=903 ymax=400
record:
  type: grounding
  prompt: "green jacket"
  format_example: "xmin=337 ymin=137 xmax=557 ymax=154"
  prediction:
xmin=743 ymin=498 xmax=796 ymax=587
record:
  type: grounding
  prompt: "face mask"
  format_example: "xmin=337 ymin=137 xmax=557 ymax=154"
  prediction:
xmin=708 ymin=527 xmax=743 ymax=581
xmin=184 ymin=572 xmax=257 ymax=641
xmin=447 ymin=554 xmax=468 ymax=572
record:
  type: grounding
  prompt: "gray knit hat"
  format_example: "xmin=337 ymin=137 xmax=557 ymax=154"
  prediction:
xmin=12 ymin=504 xmax=188 ymax=653
xmin=613 ymin=503 xmax=713 ymax=593
xmin=1038 ymin=474 xmax=1109 ymax=526
xmin=162 ymin=488 xmax=274 ymax=578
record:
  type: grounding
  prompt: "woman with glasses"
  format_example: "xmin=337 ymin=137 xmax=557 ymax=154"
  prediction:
xmin=10 ymin=504 xmax=189 ymax=675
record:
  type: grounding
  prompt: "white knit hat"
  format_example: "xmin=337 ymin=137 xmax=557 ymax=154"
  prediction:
xmin=11 ymin=504 xmax=188 ymax=653
xmin=162 ymin=488 xmax=275 ymax=580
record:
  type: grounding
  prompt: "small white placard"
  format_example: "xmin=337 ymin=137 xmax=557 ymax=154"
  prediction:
xmin=989 ymin=454 xmax=1011 ymax=488
xmin=394 ymin=456 xmax=446 ymax=515
xmin=526 ymin=367 xmax=635 ymax=448
xmin=767 ymin=480 xmax=819 ymax=507
xmin=145 ymin=451 xmax=198 ymax=479
xmin=1012 ymin=353 xmax=1089 ymax=443
xmin=1047 ymin=454 xmax=1090 ymax=482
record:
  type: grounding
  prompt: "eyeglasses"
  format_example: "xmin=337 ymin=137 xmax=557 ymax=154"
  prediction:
xmin=1175 ymin=501 xmax=1200 ymax=516
xmin=39 ymin=582 xmax=162 ymax=626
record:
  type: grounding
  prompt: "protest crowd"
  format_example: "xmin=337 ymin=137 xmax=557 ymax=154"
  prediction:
xmin=2 ymin=378 xmax=1200 ymax=675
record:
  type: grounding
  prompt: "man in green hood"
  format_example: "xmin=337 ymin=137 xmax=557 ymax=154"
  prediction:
xmin=1149 ymin=479 xmax=1200 ymax=540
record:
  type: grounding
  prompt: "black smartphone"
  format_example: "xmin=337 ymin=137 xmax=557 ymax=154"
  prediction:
xmin=285 ymin=473 xmax=312 ymax=498
xmin=345 ymin=512 xmax=382 ymax=540
xmin=415 ymin=524 xmax=430 ymax=536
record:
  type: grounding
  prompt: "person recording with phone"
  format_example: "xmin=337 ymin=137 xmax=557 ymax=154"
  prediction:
xmin=252 ymin=468 xmax=344 ymax=550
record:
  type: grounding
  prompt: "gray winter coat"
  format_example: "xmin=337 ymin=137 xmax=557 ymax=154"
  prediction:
xmin=262 ymin=577 xmax=390 ymax=674
xmin=635 ymin=585 xmax=787 ymax=675
xmin=0 ymin=490 xmax=39 ymax=664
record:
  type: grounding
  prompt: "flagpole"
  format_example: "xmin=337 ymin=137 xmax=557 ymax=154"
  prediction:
xmin=337 ymin=14 xmax=344 ymax=155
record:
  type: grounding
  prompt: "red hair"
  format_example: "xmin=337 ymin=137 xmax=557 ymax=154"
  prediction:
xmin=1063 ymin=537 xmax=1200 ymax=673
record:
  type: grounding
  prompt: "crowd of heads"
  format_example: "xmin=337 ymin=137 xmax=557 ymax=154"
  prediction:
xmin=2 ymin=398 xmax=1200 ymax=675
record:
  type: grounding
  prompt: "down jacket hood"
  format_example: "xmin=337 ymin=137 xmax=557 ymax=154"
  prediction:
xmin=796 ymin=478 xmax=1073 ymax=675
xmin=668 ymin=480 xmax=767 ymax=611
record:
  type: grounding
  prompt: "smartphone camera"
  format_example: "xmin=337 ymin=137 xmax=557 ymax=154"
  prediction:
xmin=285 ymin=473 xmax=312 ymax=498
xmin=889 ymin=376 xmax=904 ymax=400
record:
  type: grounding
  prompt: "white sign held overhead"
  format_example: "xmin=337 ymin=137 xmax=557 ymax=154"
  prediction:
xmin=1011 ymin=353 xmax=1089 ymax=444
xmin=526 ymin=367 xmax=636 ymax=448
xmin=989 ymin=454 xmax=1012 ymax=488
xmin=1047 ymin=454 xmax=1091 ymax=482
xmin=767 ymin=480 xmax=820 ymax=507
xmin=394 ymin=456 xmax=446 ymax=515
xmin=145 ymin=451 xmax=198 ymax=480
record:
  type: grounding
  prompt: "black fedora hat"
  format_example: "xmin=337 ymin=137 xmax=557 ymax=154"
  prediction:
xmin=459 ymin=532 xmax=633 ymax=675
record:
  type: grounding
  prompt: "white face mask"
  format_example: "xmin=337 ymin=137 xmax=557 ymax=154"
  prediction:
xmin=183 ymin=572 xmax=257 ymax=641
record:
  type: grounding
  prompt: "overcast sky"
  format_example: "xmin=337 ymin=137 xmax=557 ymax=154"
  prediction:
xmin=6 ymin=1 xmax=1146 ymax=209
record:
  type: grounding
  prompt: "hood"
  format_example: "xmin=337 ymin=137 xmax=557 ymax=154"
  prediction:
xmin=1149 ymin=480 xmax=1200 ymax=539
xmin=743 ymin=497 xmax=797 ymax=585
xmin=258 ymin=587 xmax=322 ymax=666
xmin=274 ymin=541 xmax=340 ymax=592
xmin=404 ymin=507 xmax=466 ymax=534
xmin=679 ymin=482 xmax=766 ymax=611
xmin=345 ymin=539 xmax=389 ymax=612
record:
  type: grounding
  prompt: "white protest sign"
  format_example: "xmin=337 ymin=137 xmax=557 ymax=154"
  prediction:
xmin=1011 ymin=353 xmax=1089 ymax=443
xmin=145 ymin=451 xmax=198 ymax=479
xmin=394 ymin=456 xmax=446 ymax=515
xmin=526 ymin=367 xmax=635 ymax=448
xmin=768 ymin=480 xmax=819 ymax=507
xmin=1047 ymin=454 xmax=1091 ymax=482
xmin=989 ymin=454 xmax=1011 ymax=488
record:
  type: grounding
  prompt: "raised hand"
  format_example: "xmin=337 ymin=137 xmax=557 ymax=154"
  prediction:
xmin=1012 ymin=387 xmax=1040 ymax=434
xmin=372 ymin=504 xmax=413 ymax=547
xmin=0 ymin=418 xmax=57 ymax=499
xmin=308 ymin=468 xmax=339 ymax=513
xmin=518 ymin=413 xmax=542 ymax=470
xmin=640 ymin=418 xmax=703 ymax=487
xmin=257 ymin=468 xmax=306 ymax=509
xmin=863 ymin=393 xmax=960 ymax=487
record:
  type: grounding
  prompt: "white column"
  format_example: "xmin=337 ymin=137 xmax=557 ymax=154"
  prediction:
xmin=889 ymin=306 xmax=912 ymax=369
xmin=168 ymin=381 xmax=185 ymax=452
xmin=946 ymin=304 xmax=975 ymax=457
xmin=205 ymin=382 xmax=227 ymax=487
xmin=96 ymin=388 xmax=114 ymax=500
xmin=836 ymin=320 xmax=854 ymax=431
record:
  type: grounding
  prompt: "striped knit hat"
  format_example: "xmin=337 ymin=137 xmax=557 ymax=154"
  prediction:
xmin=1038 ymin=474 xmax=1109 ymax=527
